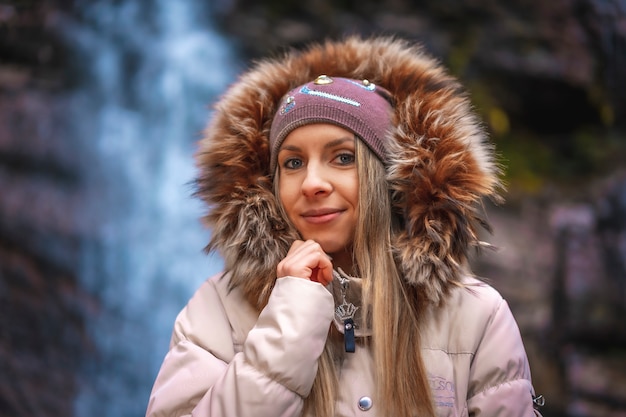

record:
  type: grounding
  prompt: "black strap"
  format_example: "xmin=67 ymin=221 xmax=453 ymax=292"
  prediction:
xmin=344 ymin=318 xmax=355 ymax=353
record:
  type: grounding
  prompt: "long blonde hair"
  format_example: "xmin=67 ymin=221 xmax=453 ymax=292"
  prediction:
xmin=276 ymin=137 xmax=435 ymax=417
xmin=355 ymin=138 xmax=435 ymax=417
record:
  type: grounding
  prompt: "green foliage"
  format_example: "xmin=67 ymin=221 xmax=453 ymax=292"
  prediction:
xmin=492 ymin=128 xmax=626 ymax=195
xmin=461 ymin=79 xmax=626 ymax=196
xmin=494 ymin=132 xmax=552 ymax=193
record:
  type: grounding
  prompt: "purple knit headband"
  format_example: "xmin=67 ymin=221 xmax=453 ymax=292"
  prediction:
xmin=269 ymin=75 xmax=393 ymax=173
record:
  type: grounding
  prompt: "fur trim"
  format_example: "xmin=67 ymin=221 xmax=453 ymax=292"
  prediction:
xmin=195 ymin=36 xmax=503 ymax=309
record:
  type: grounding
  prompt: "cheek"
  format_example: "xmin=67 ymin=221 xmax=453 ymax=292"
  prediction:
xmin=344 ymin=175 xmax=359 ymax=207
xmin=278 ymin=178 xmax=297 ymax=216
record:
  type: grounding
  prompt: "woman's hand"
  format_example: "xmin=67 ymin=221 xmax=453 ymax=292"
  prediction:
xmin=276 ymin=240 xmax=333 ymax=286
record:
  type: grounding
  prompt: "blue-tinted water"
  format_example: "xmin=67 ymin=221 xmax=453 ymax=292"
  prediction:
xmin=59 ymin=1 xmax=237 ymax=415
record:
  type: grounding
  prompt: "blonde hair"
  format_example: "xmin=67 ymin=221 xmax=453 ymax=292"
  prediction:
xmin=275 ymin=137 xmax=435 ymax=417
xmin=355 ymin=138 xmax=435 ymax=417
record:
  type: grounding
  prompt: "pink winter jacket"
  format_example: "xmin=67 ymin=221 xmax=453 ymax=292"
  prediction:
xmin=146 ymin=273 xmax=541 ymax=417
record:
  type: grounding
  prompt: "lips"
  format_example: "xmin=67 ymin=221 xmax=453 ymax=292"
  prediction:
xmin=300 ymin=208 xmax=344 ymax=224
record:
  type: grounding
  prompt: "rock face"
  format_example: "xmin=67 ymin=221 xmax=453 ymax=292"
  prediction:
xmin=0 ymin=2 xmax=96 ymax=416
xmin=474 ymin=175 xmax=626 ymax=416
xmin=1 ymin=1 xmax=625 ymax=417
xmin=0 ymin=94 xmax=91 ymax=417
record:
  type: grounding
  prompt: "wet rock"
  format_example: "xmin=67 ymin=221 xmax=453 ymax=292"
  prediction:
xmin=0 ymin=2 xmax=95 ymax=416
xmin=476 ymin=174 xmax=626 ymax=416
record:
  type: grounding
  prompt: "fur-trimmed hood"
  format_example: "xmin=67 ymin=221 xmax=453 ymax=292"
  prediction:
xmin=195 ymin=36 xmax=502 ymax=310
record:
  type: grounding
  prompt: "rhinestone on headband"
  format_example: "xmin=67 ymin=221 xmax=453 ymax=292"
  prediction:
xmin=279 ymin=95 xmax=296 ymax=115
xmin=314 ymin=74 xmax=333 ymax=85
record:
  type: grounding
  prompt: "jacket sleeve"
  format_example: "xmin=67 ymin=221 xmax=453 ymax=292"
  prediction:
xmin=145 ymin=276 xmax=334 ymax=417
xmin=466 ymin=296 xmax=541 ymax=416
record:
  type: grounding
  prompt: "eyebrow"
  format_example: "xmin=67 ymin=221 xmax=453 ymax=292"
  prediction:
xmin=278 ymin=136 xmax=355 ymax=153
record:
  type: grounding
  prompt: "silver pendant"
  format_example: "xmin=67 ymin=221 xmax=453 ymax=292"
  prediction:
xmin=333 ymin=270 xmax=359 ymax=322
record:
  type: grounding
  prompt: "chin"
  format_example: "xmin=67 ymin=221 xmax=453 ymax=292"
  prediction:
xmin=317 ymin=239 xmax=351 ymax=256
xmin=299 ymin=227 xmax=354 ymax=256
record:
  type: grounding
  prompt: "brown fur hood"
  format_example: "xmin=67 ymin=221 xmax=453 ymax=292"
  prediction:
xmin=195 ymin=36 xmax=503 ymax=310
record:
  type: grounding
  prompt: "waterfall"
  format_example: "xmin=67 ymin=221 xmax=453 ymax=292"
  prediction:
xmin=58 ymin=2 xmax=237 ymax=415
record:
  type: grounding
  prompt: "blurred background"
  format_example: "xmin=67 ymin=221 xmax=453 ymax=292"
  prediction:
xmin=0 ymin=0 xmax=624 ymax=416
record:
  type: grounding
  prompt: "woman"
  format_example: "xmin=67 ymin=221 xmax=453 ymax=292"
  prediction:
xmin=146 ymin=36 xmax=543 ymax=416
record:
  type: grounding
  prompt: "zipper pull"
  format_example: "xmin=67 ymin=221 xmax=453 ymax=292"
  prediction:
xmin=344 ymin=318 xmax=355 ymax=353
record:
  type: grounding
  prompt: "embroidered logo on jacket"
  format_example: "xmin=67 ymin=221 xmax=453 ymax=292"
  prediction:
xmin=429 ymin=374 xmax=456 ymax=408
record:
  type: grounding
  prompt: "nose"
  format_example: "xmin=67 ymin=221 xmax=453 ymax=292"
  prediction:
xmin=301 ymin=163 xmax=332 ymax=197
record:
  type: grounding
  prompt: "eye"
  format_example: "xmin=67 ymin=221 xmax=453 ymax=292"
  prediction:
xmin=283 ymin=157 xmax=303 ymax=169
xmin=335 ymin=152 xmax=355 ymax=165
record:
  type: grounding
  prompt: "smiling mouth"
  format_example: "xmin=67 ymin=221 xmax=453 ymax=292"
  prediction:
xmin=301 ymin=209 xmax=344 ymax=224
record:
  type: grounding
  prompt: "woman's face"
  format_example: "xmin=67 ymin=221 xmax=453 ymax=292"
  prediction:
xmin=277 ymin=123 xmax=359 ymax=265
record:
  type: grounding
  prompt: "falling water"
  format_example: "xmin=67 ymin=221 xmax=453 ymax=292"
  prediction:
xmin=57 ymin=2 xmax=237 ymax=416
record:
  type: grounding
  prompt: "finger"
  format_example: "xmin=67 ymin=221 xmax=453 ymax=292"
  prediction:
xmin=316 ymin=262 xmax=334 ymax=286
xmin=276 ymin=240 xmax=304 ymax=277
xmin=309 ymin=250 xmax=333 ymax=285
xmin=277 ymin=240 xmax=333 ymax=281
xmin=286 ymin=239 xmax=305 ymax=254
